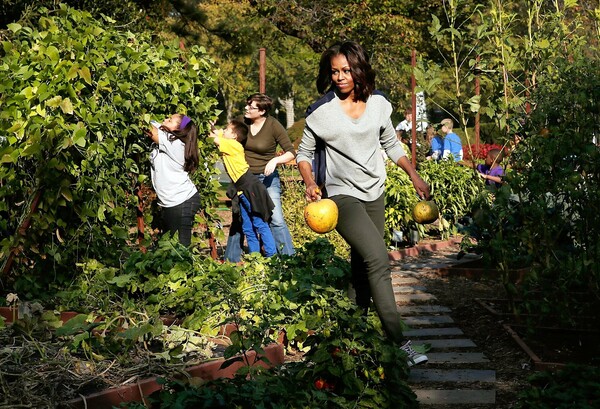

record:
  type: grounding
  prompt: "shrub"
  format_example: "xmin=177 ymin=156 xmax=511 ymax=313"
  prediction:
xmin=463 ymin=43 xmax=600 ymax=327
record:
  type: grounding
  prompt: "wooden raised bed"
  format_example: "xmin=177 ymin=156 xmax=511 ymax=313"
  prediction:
xmin=62 ymin=342 xmax=285 ymax=409
xmin=1 ymin=308 xmax=286 ymax=408
xmin=504 ymin=324 xmax=600 ymax=371
xmin=437 ymin=258 xmax=530 ymax=284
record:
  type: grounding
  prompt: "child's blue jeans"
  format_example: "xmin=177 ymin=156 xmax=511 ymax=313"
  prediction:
xmin=239 ymin=193 xmax=276 ymax=257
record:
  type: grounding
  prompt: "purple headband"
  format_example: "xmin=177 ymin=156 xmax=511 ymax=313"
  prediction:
xmin=180 ymin=115 xmax=192 ymax=130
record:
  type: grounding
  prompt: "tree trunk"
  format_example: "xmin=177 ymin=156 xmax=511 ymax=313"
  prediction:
xmin=279 ymin=96 xmax=295 ymax=129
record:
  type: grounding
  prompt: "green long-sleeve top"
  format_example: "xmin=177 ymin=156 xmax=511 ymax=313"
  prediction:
xmin=244 ymin=116 xmax=296 ymax=175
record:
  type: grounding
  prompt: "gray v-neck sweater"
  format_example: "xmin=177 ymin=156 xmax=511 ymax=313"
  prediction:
xmin=296 ymin=90 xmax=406 ymax=201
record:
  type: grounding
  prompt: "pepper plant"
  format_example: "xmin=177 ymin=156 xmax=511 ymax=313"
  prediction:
xmin=385 ymin=159 xmax=485 ymax=242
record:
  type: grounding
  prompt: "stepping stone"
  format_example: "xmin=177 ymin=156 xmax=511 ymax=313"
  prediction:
xmin=393 ymin=285 xmax=428 ymax=293
xmin=409 ymin=369 xmax=496 ymax=383
xmin=389 ymin=252 xmax=497 ymax=408
xmin=427 ymin=352 xmax=490 ymax=364
xmin=403 ymin=315 xmax=454 ymax=326
xmin=397 ymin=305 xmax=451 ymax=314
xmin=413 ymin=338 xmax=477 ymax=349
xmin=393 ymin=271 xmax=433 ymax=277
xmin=395 ymin=293 xmax=437 ymax=303
xmin=401 ymin=263 xmax=432 ymax=269
xmin=391 ymin=276 xmax=420 ymax=285
xmin=403 ymin=327 xmax=464 ymax=337
xmin=413 ymin=389 xmax=496 ymax=405
xmin=390 ymin=269 xmax=422 ymax=276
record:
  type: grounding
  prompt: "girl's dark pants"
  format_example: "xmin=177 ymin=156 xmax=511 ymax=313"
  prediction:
xmin=161 ymin=192 xmax=201 ymax=246
xmin=331 ymin=193 xmax=404 ymax=344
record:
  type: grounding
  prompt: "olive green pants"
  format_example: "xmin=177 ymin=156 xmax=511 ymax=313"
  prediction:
xmin=331 ymin=193 xmax=405 ymax=344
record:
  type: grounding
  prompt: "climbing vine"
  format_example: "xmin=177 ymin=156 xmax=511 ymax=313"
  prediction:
xmin=0 ymin=4 xmax=220 ymax=297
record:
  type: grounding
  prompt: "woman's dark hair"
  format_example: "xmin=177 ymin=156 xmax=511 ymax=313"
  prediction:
xmin=246 ymin=93 xmax=273 ymax=115
xmin=316 ymin=41 xmax=376 ymax=102
xmin=161 ymin=114 xmax=199 ymax=173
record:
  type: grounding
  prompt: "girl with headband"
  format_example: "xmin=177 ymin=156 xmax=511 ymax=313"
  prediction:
xmin=147 ymin=114 xmax=200 ymax=246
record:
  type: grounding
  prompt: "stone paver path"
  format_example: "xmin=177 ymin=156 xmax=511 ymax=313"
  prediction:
xmin=391 ymin=242 xmax=496 ymax=407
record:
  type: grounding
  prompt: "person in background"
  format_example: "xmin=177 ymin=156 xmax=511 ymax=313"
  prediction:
xmin=210 ymin=120 xmax=276 ymax=258
xmin=425 ymin=124 xmax=443 ymax=161
xmin=440 ymin=118 xmax=463 ymax=162
xmin=476 ymin=148 xmax=505 ymax=189
xmin=395 ymin=108 xmax=427 ymax=146
xmin=224 ymin=93 xmax=296 ymax=262
xmin=296 ymin=41 xmax=430 ymax=367
xmin=147 ymin=114 xmax=200 ymax=246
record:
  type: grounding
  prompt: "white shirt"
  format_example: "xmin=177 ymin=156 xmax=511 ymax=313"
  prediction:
xmin=395 ymin=119 xmax=428 ymax=133
xmin=150 ymin=125 xmax=198 ymax=207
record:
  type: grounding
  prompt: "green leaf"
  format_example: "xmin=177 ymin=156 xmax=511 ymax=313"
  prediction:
xmin=97 ymin=204 xmax=106 ymax=221
xmin=67 ymin=63 xmax=79 ymax=80
xmin=468 ymin=95 xmax=481 ymax=113
xmin=79 ymin=67 xmax=92 ymax=84
xmin=7 ymin=23 xmax=22 ymax=33
xmin=60 ymin=98 xmax=74 ymax=114
xmin=6 ymin=121 xmax=23 ymax=133
xmin=73 ymin=126 xmax=86 ymax=147
xmin=21 ymin=86 xmax=37 ymax=99
xmin=71 ymin=124 xmax=86 ymax=147
xmin=60 ymin=187 xmax=73 ymax=202
xmin=55 ymin=314 xmax=89 ymax=336
xmin=536 ymin=39 xmax=550 ymax=49
xmin=72 ymin=332 xmax=91 ymax=348
xmin=46 ymin=95 xmax=63 ymax=108
xmin=119 ymin=324 xmax=153 ymax=340
xmin=107 ymin=273 xmax=134 ymax=287
xmin=46 ymin=46 xmax=60 ymax=63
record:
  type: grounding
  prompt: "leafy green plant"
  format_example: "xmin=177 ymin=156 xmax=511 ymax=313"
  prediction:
xmin=129 ymin=314 xmax=418 ymax=409
xmin=3 ymin=227 xmax=420 ymax=407
xmin=506 ymin=54 xmax=600 ymax=326
xmin=123 ymin=275 xmax=418 ymax=408
xmin=385 ymin=160 xmax=485 ymax=241
xmin=419 ymin=0 xmax=600 ymax=329
xmin=0 ymin=4 xmax=220 ymax=297
xmin=516 ymin=364 xmax=600 ymax=409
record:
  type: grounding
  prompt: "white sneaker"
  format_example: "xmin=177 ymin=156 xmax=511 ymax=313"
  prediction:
xmin=400 ymin=340 xmax=428 ymax=367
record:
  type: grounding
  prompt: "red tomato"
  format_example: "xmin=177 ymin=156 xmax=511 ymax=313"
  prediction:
xmin=314 ymin=378 xmax=326 ymax=390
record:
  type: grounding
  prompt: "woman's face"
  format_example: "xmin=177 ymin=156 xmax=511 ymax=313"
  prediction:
xmin=161 ymin=114 xmax=181 ymax=131
xmin=244 ymin=101 xmax=263 ymax=121
xmin=330 ymin=54 xmax=355 ymax=96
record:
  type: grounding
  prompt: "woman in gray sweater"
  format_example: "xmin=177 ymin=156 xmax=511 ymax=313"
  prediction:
xmin=296 ymin=41 xmax=430 ymax=366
